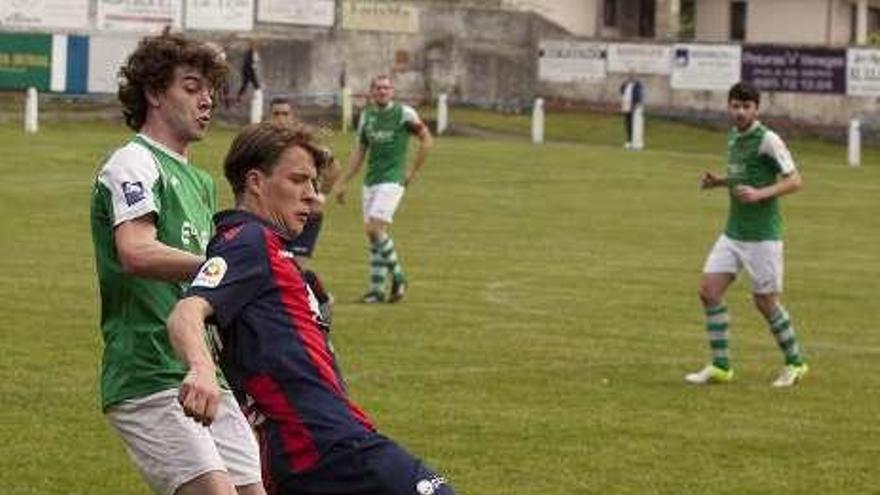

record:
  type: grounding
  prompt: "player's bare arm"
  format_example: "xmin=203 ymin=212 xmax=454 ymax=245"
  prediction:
xmin=334 ymin=146 xmax=366 ymax=204
xmin=404 ymin=122 xmax=433 ymax=187
xmin=115 ymin=216 xmax=204 ymax=281
xmin=167 ymin=295 xmax=220 ymax=426
xmin=734 ymin=170 xmax=802 ymax=204
xmin=700 ymin=171 xmax=727 ymax=190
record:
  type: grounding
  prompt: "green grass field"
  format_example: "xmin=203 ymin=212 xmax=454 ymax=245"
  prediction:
xmin=1 ymin=110 xmax=878 ymax=494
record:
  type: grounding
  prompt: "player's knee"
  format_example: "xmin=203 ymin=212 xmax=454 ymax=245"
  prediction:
xmin=752 ymin=293 xmax=779 ymax=315
xmin=698 ymin=285 xmax=722 ymax=307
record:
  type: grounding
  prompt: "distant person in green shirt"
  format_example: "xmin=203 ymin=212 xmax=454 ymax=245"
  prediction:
xmin=90 ymin=33 xmax=264 ymax=495
xmin=685 ymin=82 xmax=807 ymax=388
xmin=334 ymin=75 xmax=433 ymax=303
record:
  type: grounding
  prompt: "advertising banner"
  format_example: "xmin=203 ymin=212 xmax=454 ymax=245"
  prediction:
xmin=607 ymin=43 xmax=671 ymax=75
xmin=847 ymin=47 xmax=880 ymax=96
xmin=742 ymin=45 xmax=846 ymax=94
xmin=0 ymin=33 xmax=52 ymax=91
xmin=0 ymin=0 xmax=89 ymax=30
xmin=97 ymin=0 xmax=182 ymax=32
xmin=538 ymin=40 xmax=607 ymax=83
xmin=185 ymin=0 xmax=253 ymax=31
xmin=341 ymin=0 xmax=419 ymax=33
xmin=671 ymin=44 xmax=740 ymax=91
xmin=257 ymin=0 xmax=335 ymax=27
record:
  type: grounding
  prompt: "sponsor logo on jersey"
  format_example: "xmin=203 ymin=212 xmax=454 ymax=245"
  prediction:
xmin=192 ymin=257 xmax=227 ymax=288
xmin=415 ymin=476 xmax=446 ymax=495
xmin=122 ymin=181 xmax=145 ymax=206
xmin=181 ymin=221 xmax=210 ymax=248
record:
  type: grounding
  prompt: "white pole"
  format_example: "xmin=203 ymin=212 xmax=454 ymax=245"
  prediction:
xmin=531 ymin=97 xmax=544 ymax=144
xmin=857 ymin=0 xmax=869 ymax=45
xmin=249 ymin=88 xmax=264 ymax=124
xmin=340 ymin=86 xmax=352 ymax=134
xmin=436 ymin=93 xmax=448 ymax=135
xmin=24 ymin=87 xmax=38 ymax=134
xmin=848 ymin=118 xmax=861 ymax=167
xmin=631 ymin=105 xmax=645 ymax=150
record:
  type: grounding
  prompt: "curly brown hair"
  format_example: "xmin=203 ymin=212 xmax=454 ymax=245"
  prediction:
xmin=118 ymin=33 xmax=228 ymax=131
xmin=224 ymin=122 xmax=333 ymax=199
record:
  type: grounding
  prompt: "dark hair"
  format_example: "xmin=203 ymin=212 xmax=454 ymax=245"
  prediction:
xmin=728 ymin=82 xmax=761 ymax=107
xmin=269 ymin=96 xmax=291 ymax=107
xmin=224 ymin=122 xmax=332 ymax=197
xmin=118 ymin=33 xmax=228 ymax=131
xmin=370 ymin=74 xmax=392 ymax=89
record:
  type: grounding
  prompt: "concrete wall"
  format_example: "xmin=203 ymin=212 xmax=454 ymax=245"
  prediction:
xmin=530 ymin=0 xmax=601 ymax=37
xmin=536 ymin=66 xmax=880 ymax=129
xmin=694 ymin=0 xmax=729 ymax=42
xmin=233 ymin=3 xmax=879 ymax=129
xmin=238 ymin=6 xmax=569 ymax=109
xmin=749 ymin=0 xmax=828 ymax=44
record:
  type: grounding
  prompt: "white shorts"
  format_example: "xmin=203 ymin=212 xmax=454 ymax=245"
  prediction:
xmin=106 ymin=388 xmax=261 ymax=495
xmin=362 ymin=182 xmax=405 ymax=224
xmin=703 ymin=234 xmax=784 ymax=294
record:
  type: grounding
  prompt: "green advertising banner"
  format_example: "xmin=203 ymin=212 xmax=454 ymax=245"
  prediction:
xmin=0 ymin=33 xmax=52 ymax=91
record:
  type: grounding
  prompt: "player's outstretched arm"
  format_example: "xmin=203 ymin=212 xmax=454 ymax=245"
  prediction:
xmin=115 ymin=216 xmax=204 ymax=282
xmin=167 ymin=295 xmax=220 ymax=426
xmin=404 ymin=123 xmax=433 ymax=187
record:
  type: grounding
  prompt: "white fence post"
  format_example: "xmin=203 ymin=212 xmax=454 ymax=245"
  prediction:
xmin=249 ymin=88 xmax=264 ymax=124
xmin=24 ymin=87 xmax=38 ymax=134
xmin=340 ymin=86 xmax=352 ymax=133
xmin=436 ymin=93 xmax=448 ymax=135
xmin=631 ymin=105 xmax=644 ymax=150
xmin=848 ymin=118 xmax=861 ymax=167
xmin=531 ymin=97 xmax=544 ymax=144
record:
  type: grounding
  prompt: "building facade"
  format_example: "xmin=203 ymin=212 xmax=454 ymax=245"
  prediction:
xmin=520 ymin=0 xmax=880 ymax=46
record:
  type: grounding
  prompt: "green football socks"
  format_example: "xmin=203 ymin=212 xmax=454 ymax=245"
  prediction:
xmin=767 ymin=305 xmax=804 ymax=366
xmin=705 ymin=304 xmax=731 ymax=371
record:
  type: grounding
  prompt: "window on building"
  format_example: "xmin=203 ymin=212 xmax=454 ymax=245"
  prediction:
xmin=680 ymin=0 xmax=696 ymax=40
xmin=639 ymin=0 xmax=655 ymax=37
xmin=730 ymin=1 xmax=747 ymax=41
xmin=604 ymin=0 xmax=617 ymax=28
xmin=848 ymin=5 xmax=880 ymax=43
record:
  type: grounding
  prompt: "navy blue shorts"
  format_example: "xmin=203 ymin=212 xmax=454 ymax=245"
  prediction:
xmin=278 ymin=433 xmax=454 ymax=495
xmin=291 ymin=214 xmax=323 ymax=258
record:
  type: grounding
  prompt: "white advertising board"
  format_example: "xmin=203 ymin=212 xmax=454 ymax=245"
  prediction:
xmin=671 ymin=44 xmax=741 ymax=91
xmin=538 ymin=40 xmax=607 ymax=83
xmin=257 ymin=0 xmax=335 ymax=27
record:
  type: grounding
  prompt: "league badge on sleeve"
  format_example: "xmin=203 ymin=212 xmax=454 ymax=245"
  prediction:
xmin=192 ymin=257 xmax=228 ymax=288
xmin=122 ymin=181 xmax=146 ymax=206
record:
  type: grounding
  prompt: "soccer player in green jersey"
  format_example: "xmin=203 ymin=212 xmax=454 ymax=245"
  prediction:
xmin=90 ymin=34 xmax=265 ymax=495
xmin=334 ymin=75 xmax=433 ymax=303
xmin=685 ymin=82 xmax=807 ymax=387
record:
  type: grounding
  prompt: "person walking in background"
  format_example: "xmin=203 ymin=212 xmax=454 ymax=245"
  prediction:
xmin=237 ymin=39 xmax=261 ymax=103
xmin=89 ymin=33 xmax=265 ymax=495
xmin=333 ymin=74 xmax=433 ymax=303
xmin=685 ymin=82 xmax=807 ymax=388
xmin=620 ymin=73 xmax=643 ymax=149
xmin=166 ymin=122 xmax=455 ymax=495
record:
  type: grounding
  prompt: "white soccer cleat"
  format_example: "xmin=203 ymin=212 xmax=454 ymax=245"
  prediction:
xmin=771 ymin=363 xmax=808 ymax=387
xmin=685 ymin=364 xmax=734 ymax=385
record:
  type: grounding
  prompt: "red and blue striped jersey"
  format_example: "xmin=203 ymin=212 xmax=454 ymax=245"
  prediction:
xmin=187 ymin=210 xmax=375 ymax=480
